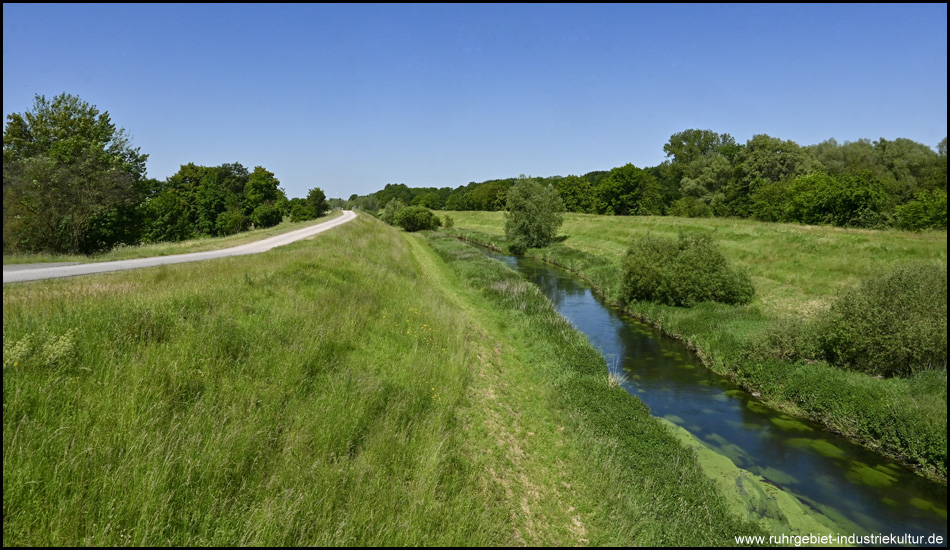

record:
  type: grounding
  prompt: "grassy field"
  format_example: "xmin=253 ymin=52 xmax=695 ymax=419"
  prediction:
xmin=441 ymin=211 xmax=948 ymax=481
xmin=4 ymin=214 xmax=778 ymax=545
xmin=441 ymin=211 xmax=947 ymax=319
xmin=2 ymin=210 xmax=343 ymax=265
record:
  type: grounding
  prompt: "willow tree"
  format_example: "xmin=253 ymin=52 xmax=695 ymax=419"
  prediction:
xmin=504 ymin=176 xmax=565 ymax=253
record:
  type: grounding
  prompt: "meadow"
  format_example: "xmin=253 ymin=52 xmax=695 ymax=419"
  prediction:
xmin=441 ymin=211 xmax=948 ymax=481
xmin=4 ymin=214 xmax=771 ymax=545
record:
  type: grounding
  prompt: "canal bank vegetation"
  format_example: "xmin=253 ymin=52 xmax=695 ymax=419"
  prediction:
xmin=4 ymin=214 xmax=767 ymax=545
xmin=621 ymin=232 xmax=755 ymax=307
xmin=441 ymin=211 xmax=948 ymax=481
xmin=421 ymin=232 xmax=848 ymax=538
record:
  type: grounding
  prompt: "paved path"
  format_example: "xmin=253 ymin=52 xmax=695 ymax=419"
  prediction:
xmin=3 ymin=210 xmax=357 ymax=284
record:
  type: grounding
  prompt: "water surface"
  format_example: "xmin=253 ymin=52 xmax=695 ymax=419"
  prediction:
xmin=483 ymin=248 xmax=947 ymax=540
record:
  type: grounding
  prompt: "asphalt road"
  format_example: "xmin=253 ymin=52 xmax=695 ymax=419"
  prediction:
xmin=3 ymin=210 xmax=357 ymax=284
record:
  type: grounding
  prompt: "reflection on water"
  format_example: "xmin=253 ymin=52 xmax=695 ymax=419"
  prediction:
xmin=484 ymin=249 xmax=947 ymax=539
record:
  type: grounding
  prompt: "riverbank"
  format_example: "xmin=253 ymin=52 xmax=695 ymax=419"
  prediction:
xmin=421 ymin=232 xmax=848 ymax=539
xmin=440 ymin=212 xmax=947 ymax=482
xmin=3 ymin=215 xmax=764 ymax=545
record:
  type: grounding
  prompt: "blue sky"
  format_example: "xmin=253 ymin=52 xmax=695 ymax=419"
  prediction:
xmin=3 ymin=4 xmax=947 ymax=200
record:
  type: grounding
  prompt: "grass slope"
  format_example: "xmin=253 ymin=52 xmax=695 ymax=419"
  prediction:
xmin=4 ymin=214 xmax=766 ymax=545
xmin=441 ymin=211 xmax=947 ymax=481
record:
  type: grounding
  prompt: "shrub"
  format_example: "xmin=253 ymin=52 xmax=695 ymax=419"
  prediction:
xmin=667 ymin=197 xmax=714 ymax=218
xmin=785 ymin=171 xmax=891 ymax=228
xmin=289 ymin=201 xmax=317 ymax=223
xmin=748 ymin=181 xmax=791 ymax=222
xmin=380 ymin=198 xmax=407 ymax=226
xmin=815 ymin=262 xmax=947 ymax=377
xmin=249 ymin=203 xmax=282 ymax=228
xmin=394 ymin=206 xmax=441 ymax=232
xmin=620 ymin=232 xmax=754 ymax=307
xmin=504 ymin=178 xmax=565 ymax=253
xmin=442 ymin=215 xmax=454 ymax=229
xmin=215 ymin=208 xmax=249 ymax=235
xmin=895 ymin=190 xmax=947 ymax=231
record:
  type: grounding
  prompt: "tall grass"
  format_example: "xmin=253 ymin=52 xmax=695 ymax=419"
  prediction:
xmin=3 ymin=214 xmax=767 ymax=545
xmin=4 ymin=215 xmax=501 ymax=545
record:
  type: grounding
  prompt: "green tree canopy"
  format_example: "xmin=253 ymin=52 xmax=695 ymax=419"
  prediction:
xmin=394 ymin=205 xmax=441 ymax=232
xmin=594 ymin=164 xmax=662 ymax=216
xmin=663 ymin=129 xmax=738 ymax=165
xmin=555 ymin=175 xmax=594 ymax=213
xmin=287 ymin=187 xmax=329 ymax=222
xmin=306 ymin=187 xmax=329 ymax=218
xmin=504 ymin=176 xmax=565 ymax=253
xmin=3 ymin=93 xmax=147 ymax=180
xmin=3 ymin=93 xmax=149 ymax=253
xmin=469 ymin=181 xmax=510 ymax=211
xmin=726 ymin=134 xmax=815 ymax=217
xmin=380 ymin=198 xmax=408 ymax=225
xmin=785 ymin=171 xmax=892 ymax=228
xmin=142 ymin=162 xmax=255 ymax=242
xmin=244 ymin=166 xmax=283 ymax=212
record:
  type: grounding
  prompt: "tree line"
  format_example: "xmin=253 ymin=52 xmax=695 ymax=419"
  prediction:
xmin=349 ymin=129 xmax=947 ymax=231
xmin=3 ymin=94 xmax=330 ymax=254
xmin=7 ymin=93 xmax=942 ymax=256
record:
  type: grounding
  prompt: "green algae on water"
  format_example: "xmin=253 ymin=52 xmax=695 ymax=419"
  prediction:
xmin=771 ymin=416 xmax=815 ymax=432
xmin=658 ymin=419 xmax=851 ymax=538
xmin=909 ymin=497 xmax=947 ymax=520
xmin=846 ymin=461 xmax=897 ymax=488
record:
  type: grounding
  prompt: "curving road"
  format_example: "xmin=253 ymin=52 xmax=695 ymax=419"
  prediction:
xmin=3 ymin=210 xmax=357 ymax=284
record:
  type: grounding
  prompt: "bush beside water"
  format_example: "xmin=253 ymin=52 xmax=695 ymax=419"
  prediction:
xmin=620 ymin=232 xmax=754 ymax=307
xmin=816 ymin=261 xmax=947 ymax=377
xmin=756 ymin=261 xmax=950 ymax=379
xmin=394 ymin=206 xmax=441 ymax=232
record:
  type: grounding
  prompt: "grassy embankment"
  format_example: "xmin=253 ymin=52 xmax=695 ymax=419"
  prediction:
xmin=5 ymin=213 xmax=779 ymax=545
xmin=441 ymin=211 xmax=948 ymax=482
xmin=2 ymin=210 xmax=343 ymax=265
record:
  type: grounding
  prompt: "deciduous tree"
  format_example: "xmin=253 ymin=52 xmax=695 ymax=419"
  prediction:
xmin=504 ymin=176 xmax=565 ymax=253
xmin=3 ymin=93 xmax=148 ymax=253
xmin=594 ymin=164 xmax=662 ymax=216
xmin=307 ymin=186 xmax=329 ymax=218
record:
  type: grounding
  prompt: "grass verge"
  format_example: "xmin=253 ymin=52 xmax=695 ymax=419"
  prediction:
xmin=2 ymin=210 xmax=343 ymax=265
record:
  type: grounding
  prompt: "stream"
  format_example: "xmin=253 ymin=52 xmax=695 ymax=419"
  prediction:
xmin=481 ymin=247 xmax=947 ymax=541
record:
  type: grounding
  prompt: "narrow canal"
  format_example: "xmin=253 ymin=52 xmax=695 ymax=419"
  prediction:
xmin=481 ymin=248 xmax=947 ymax=541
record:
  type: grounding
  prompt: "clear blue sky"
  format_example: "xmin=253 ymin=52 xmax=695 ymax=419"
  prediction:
xmin=3 ymin=4 xmax=947 ymax=200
